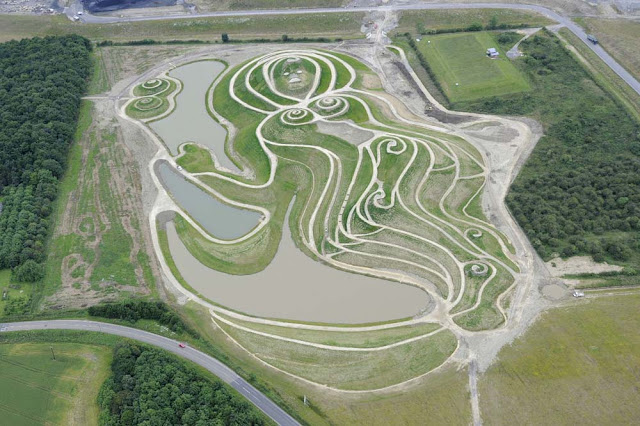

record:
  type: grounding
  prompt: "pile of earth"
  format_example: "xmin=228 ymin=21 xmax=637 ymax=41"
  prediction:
xmin=82 ymin=0 xmax=176 ymax=13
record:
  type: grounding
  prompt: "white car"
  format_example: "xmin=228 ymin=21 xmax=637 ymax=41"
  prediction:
xmin=78 ymin=11 xmax=83 ymax=15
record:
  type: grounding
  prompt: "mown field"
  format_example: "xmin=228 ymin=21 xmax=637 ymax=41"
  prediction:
xmin=480 ymin=293 xmax=640 ymax=424
xmin=413 ymin=31 xmax=531 ymax=102
xmin=0 ymin=343 xmax=111 ymax=426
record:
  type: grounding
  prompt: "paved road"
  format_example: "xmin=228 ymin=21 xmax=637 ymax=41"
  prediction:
xmin=67 ymin=1 xmax=640 ymax=96
xmin=0 ymin=320 xmax=300 ymax=426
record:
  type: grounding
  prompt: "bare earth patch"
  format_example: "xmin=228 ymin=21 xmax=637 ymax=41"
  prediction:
xmin=546 ymin=255 xmax=624 ymax=277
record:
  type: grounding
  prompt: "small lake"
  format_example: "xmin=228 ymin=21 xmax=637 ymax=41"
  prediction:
xmin=150 ymin=60 xmax=240 ymax=172
xmin=164 ymin=203 xmax=430 ymax=323
xmin=156 ymin=161 xmax=261 ymax=240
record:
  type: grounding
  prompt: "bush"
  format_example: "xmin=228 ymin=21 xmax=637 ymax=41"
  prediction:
xmin=3 ymin=296 xmax=31 ymax=316
xmin=12 ymin=260 xmax=45 ymax=282
xmin=88 ymin=300 xmax=192 ymax=334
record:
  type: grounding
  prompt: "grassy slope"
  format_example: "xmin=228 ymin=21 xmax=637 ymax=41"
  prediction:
xmin=0 ymin=13 xmax=364 ymax=43
xmin=480 ymin=293 xmax=640 ymax=425
xmin=0 ymin=343 xmax=111 ymax=426
xmin=216 ymin=313 xmax=441 ymax=348
xmin=394 ymin=8 xmax=554 ymax=35
xmin=183 ymin=303 xmax=471 ymax=424
xmin=415 ymin=32 xmax=530 ymax=103
xmin=575 ymin=17 xmax=640 ymax=81
xmin=217 ymin=319 xmax=457 ymax=391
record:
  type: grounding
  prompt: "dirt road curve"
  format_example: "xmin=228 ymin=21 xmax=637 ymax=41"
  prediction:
xmin=67 ymin=1 xmax=640 ymax=96
xmin=0 ymin=320 xmax=300 ymax=426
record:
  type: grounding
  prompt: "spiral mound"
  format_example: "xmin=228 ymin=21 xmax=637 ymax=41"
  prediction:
xmin=465 ymin=228 xmax=483 ymax=239
xmin=142 ymin=79 xmax=163 ymax=89
xmin=469 ymin=263 xmax=489 ymax=277
xmin=280 ymin=108 xmax=313 ymax=125
xmin=313 ymin=96 xmax=349 ymax=118
xmin=380 ymin=137 xmax=407 ymax=155
xmin=133 ymin=96 xmax=163 ymax=111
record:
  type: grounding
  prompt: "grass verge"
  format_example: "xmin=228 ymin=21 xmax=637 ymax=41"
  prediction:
xmin=480 ymin=293 xmax=640 ymax=424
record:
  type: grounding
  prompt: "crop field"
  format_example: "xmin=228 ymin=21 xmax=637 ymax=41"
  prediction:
xmin=414 ymin=32 xmax=531 ymax=103
xmin=0 ymin=343 xmax=111 ymax=426
xmin=122 ymin=46 xmax=525 ymax=390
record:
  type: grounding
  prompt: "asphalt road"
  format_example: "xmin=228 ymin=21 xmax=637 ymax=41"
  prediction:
xmin=67 ymin=1 xmax=640 ymax=97
xmin=0 ymin=320 xmax=300 ymax=426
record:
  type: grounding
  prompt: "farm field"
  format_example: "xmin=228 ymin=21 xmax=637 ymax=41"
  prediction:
xmin=0 ymin=343 xmax=111 ymax=426
xmin=413 ymin=32 xmax=531 ymax=103
xmin=480 ymin=293 xmax=640 ymax=424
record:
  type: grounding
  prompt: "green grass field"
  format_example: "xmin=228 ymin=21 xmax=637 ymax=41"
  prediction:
xmin=480 ymin=293 xmax=640 ymax=424
xmin=415 ymin=32 xmax=531 ymax=103
xmin=395 ymin=9 xmax=554 ymax=35
xmin=0 ymin=343 xmax=111 ymax=426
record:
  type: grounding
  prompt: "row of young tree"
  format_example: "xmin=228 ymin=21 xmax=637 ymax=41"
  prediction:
xmin=0 ymin=35 xmax=92 ymax=278
xmin=454 ymin=33 xmax=640 ymax=262
xmin=98 ymin=342 xmax=267 ymax=425
xmin=88 ymin=300 xmax=191 ymax=334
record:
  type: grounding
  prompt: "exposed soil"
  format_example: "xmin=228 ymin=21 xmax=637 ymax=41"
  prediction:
xmin=46 ymin=99 xmax=159 ymax=309
xmin=546 ymin=255 xmax=624 ymax=277
xmin=316 ymin=120 xmax=375 ymax=145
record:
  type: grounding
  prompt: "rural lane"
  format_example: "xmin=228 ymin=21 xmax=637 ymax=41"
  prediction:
xmin=0 ymin=320 xmax=300 ymax=426
xmin=69 ymin=2 xmax=640 ymax=96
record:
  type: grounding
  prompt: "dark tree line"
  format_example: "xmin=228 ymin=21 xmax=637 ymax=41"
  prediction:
xmin=0 ymin=35 xmax=92 ymax=276
xmin=88 ymin=300 xmax=191 ymax=334
xmin=456 ymin=33 xmax=640 ymax=261
xmin=98 ymin=342 xmax=267 ymax=425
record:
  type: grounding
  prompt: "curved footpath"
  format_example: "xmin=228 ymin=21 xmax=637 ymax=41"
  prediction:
xmin=69 ymin=2 xmax=640 ymax=96
xmin=0 ymin=320 xmax=300 ymax=426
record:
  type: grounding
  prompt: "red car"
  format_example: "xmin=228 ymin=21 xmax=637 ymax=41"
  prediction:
xmin=178 ymin=343 xmax=186 ymax=348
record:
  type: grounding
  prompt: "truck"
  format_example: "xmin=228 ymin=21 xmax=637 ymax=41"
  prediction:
xmin=587 ymin=34 xmax=598 ymax=45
